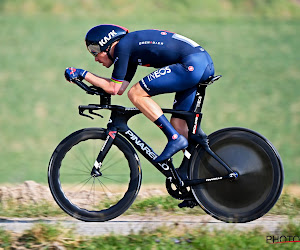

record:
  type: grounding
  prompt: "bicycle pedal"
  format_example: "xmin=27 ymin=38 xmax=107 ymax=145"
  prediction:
xmin=178 ymin=200 xmax=198 ymax=209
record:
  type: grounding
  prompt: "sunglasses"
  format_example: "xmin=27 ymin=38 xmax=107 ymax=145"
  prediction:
xmin=87 ymin=44 xmax=101 ymax=57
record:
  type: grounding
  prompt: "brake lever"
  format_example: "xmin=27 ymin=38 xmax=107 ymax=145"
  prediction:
xmin=89 ymin=110 xmax=104 ymax=118
xmin=79 ymin=108 xmax=94 ymax=120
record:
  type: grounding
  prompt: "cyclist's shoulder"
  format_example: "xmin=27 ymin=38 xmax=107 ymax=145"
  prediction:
xmin=115 ymin=30 xmax=147 ymax=52
xmin=119 ymin=29 xmax=149 ymax=42
xmin=119 ymin=29 xmax=173 ymax=42
xmin=115 ymin=31 xmax=138 ymax=50
xmin=117 ymin=29 xmax=172 ymax=48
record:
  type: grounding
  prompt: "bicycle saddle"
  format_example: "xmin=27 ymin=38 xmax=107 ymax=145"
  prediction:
xmin=200 ymin=75 xmax=222 ymax=85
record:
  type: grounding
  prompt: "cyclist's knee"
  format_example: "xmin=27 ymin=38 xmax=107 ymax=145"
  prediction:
xmin=127 ymin=87 xmax=134 ymax=102
xmin=128 ymin=83 xmax=149 ymax=104
xmin=128 ymin=85 xmax=137 ymax=103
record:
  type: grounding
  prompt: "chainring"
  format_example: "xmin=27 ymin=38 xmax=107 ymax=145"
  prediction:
xmin=165 ymin=177 xmax=194 ymax=200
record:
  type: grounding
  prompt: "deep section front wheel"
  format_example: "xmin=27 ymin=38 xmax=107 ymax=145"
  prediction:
xmin=48 ymin=128 xmax=142 ymax=222
xmin=189 ymin=127 xmax=284 ymax=223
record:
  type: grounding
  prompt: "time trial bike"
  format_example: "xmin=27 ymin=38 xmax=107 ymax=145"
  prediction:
xmin=48 ymin=75 xmax=284 ymax=223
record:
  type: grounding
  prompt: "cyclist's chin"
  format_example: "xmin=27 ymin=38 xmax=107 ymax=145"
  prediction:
xmin=104 ymin=61 xmax=113 ymax=68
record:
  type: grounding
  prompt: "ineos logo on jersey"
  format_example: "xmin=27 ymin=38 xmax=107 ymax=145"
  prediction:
xmin=147 ymin=66 xmax=172 ymax=82
xmin=99 ymin=30 xmax=117 ymax=47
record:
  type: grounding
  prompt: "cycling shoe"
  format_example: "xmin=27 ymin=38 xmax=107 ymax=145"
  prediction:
xmin=154 ymin=135 xmax=188 ymax=163
xmin=178 ymin=199 xmax=198 ymax=208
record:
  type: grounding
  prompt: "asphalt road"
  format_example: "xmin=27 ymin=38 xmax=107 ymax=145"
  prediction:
xmin=0 ymin=215 xmax=294 ymax=236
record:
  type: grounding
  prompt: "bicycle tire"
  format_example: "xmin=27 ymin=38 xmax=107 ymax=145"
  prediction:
xmin=189 ymin=127 xmax=284 ymax=223
xmin=48 ymin=128 xmax=142 ymax=222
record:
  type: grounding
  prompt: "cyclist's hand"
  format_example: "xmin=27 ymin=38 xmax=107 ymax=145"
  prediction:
xmin=65 ymin=67 xmax=88 ymax=82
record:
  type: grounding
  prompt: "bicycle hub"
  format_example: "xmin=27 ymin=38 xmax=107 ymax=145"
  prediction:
xmin=91 ymin=166 xmax=102 ymax=177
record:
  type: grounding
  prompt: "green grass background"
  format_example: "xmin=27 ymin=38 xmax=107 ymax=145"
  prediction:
xmin=1 ymin=0 xmax=299 ymax=184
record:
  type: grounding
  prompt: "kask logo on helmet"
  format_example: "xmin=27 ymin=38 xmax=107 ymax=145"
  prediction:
xmin=99 ymin=30 xmax=117 ymax=47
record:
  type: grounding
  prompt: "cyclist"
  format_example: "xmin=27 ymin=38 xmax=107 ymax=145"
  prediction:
xmin=65 ymin=24 xmax=214 ymax=163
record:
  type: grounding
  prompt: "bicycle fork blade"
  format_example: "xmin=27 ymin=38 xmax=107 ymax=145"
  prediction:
xmin=91 ymin=129 xmax=117 ymax=177
xmin=91 ymin=165 xmax=102 ymax=177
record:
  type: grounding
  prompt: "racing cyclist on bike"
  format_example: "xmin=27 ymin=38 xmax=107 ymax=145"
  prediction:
xmin=65 ymin=24 xmax=215 ymax=163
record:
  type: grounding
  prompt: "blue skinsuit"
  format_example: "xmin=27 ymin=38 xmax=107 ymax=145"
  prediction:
xmin=111 ymin=29 xmax=214 ymax=111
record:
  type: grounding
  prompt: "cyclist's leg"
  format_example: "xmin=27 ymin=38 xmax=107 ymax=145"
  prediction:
xmin=127 ymin=83 xmax=162 ymax=122
xmin=128 ymin=82 xmax=187 ymax=163
xmin=128 ymin=66 xmax=195 ymax=162
xmin=128 ymin=52 xmax=213 ymax=162
xmin=171 ymin=86 xmax=198 ymax=139
xmin=171 ymin=51 xmax=215 ymax=141
xmin=171 ymin=117 xmax=188 ymax=139
xmin=130 ymin=63 xmax=202 ymax=119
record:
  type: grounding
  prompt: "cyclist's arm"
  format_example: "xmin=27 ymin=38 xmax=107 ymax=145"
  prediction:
xmin=84 ymin=72 xmax=123 ymax=95
xmin=117 ymin=63 xmax=137 ymax=95
xmin=117 ymin=81 xmax=130 ymax=95
xmin=85 ymin=47 xmax=135 ymax=95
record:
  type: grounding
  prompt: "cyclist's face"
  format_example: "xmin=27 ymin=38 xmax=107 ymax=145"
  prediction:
xmin=95 ymin=52 xmax=113 ymax=68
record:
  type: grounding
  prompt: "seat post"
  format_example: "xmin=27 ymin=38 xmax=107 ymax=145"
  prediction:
xmin=194 ymin=84 xmax=207 ymax=113
xmin=193 ymin=75 xmax=222 ymax=113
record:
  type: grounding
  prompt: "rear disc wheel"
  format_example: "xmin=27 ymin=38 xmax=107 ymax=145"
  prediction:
xmin=190 ymin=127 xmax=284 ymax=223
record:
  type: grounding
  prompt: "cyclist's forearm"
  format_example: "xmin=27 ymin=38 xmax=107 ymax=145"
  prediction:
xmin=85 ymin=72 xmax=120 ymax=95
xmin=85 ymin=72 xmax=110 ymax=87
xmin=117 ymin=81 xmax=130 ymax=95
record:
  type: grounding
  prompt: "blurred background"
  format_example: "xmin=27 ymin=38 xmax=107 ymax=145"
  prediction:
xmin=1 ymin=0 xmax=299 ymax=185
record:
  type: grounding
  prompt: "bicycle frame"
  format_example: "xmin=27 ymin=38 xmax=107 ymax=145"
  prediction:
xmin=79 ymin=83 xmax=238 ymax=187
xmin=48 ymin=77 xmax=283 ymax=223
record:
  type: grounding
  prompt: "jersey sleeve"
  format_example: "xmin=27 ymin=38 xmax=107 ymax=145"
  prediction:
xmin=124 ymin=63 xmax=138 ymax=83
xmin=111 ymin=52 xmax=131 ymax=84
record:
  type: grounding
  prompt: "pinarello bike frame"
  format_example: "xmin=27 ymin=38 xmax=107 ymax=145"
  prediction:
xmin=78 ymin=79 xmax=238 ymax=188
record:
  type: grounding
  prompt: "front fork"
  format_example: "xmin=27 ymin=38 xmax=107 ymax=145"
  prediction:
xmin=91 ymin=129 xmax=117 ymax=177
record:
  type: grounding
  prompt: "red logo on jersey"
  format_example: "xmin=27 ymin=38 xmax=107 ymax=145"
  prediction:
xmin=172 ymin=134 xmax=178 ymax=140
xmin=161 ymin=32 xmax=167 ymax=35
xmin=188 ymin=66 xmax=194 ymax=72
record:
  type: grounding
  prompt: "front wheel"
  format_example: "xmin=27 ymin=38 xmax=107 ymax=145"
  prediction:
xmin=189 ymin=127 xmax=284 ymax=223
xmin=48 ymin=128 xmax=142 ymax=222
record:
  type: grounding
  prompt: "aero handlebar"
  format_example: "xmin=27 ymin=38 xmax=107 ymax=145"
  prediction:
xmin=71 ymin=79 xmax=107 ymax=96
xmin=71 ymin=79 xmax=111 ymax=106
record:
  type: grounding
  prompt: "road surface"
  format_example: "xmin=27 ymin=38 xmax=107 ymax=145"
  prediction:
xmin=0 ymin=215 xmax=294 ymax=236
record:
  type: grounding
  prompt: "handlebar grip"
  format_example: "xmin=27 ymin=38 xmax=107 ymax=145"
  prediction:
xmin=70 ymin=79 xmax=110 ymax=105
xmin=71 ymin=79 xmax=92 ymax=93
xmin=71 ymin=79 xmax=106 ymax=96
